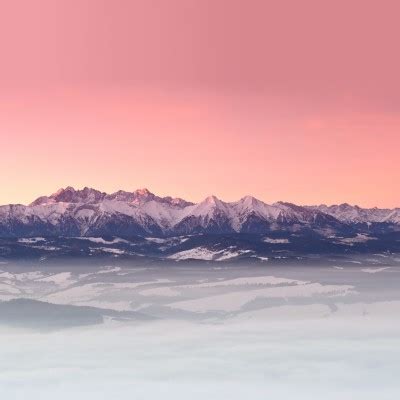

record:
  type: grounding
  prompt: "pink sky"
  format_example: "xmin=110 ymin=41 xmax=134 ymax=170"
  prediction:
xmin=1 ymin=0 xmax=400 ymax=207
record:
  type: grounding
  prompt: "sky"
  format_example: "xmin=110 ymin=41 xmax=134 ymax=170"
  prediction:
xmin=1 ymin=0 xmax=400 ymax=207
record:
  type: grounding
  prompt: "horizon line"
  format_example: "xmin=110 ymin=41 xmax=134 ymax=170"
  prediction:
xmin=4 ymin=185 xmax=397 ymax=210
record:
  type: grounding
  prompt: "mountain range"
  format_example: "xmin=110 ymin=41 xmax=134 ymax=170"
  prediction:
xmin=1 ymin=186 xmax=399 ymax=238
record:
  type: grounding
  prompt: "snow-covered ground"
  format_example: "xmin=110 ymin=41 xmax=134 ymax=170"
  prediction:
xmin=264 ymin=237 xmax=290 ymax=244
xmin=168 ymin=246 xmax=253 ymax=261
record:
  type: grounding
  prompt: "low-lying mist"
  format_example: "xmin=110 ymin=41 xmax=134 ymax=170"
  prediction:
xmin=1 ymin=261 xmax=400 ymax=399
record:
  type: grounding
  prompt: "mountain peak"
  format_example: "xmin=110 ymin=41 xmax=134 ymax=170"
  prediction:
xmin=52 ymin=186 xmax=76 ymax=196
xmin=30 ymin=186 xmax=78 ymax=206
xmin=133 ymin=188 xmax=155 ymax=198
xmin=204 ymin=195 xmax=222 ymax=205
xmin=48 ymin=186 xmax=106 ymax=204
xmin=134 ymin=188 xmax=152 ymax=196
xmin=337 ymin=202 xmax=352 ymax=209
xmin=240 ymin=195 xmax=263 ymax=206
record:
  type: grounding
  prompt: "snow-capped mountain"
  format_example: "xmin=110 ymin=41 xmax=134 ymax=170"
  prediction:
xmin=31 ymin=187 xmax=193 ymax=208
xmin=308 ymin=203 xmax=400 ymax=225
xmin=0 ymin=187 xmax=399 ymax=238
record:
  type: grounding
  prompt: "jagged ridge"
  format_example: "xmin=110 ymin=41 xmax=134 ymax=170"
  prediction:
xmin=0 ymin=187 xmax=399 ymax=237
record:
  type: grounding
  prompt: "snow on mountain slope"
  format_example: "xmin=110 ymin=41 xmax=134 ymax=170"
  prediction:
xmin=171 ymin=195 xmax=342 ymax=234
xmin=31 ymin=187 xmax=192 ymax=208
xmin=308 ymin=203 xmax=399 ymax=224
xmin=1 ymin=187 xmax=399 ymax=238
xmin=231 ymin=196 xmax=281 ymax=231
xmin=172 ymin=196 xmax=236 ymax=234
xmin=30 ymin=186 xmax=107 ymax=206
xmin=139 ymin=200 xmax=190 ymax=229
xmin=383 ymin=209 xmax=400 ymax=224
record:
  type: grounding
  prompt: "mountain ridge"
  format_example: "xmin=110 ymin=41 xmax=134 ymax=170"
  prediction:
xmin=0 ymin=186 xmax=399 ymax=238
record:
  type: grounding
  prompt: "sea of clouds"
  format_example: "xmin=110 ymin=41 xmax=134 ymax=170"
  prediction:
xmin=1 ymin=315 xmax=400 ymax=400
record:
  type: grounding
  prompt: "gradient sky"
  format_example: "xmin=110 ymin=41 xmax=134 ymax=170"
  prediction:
xmin=1 ymin=0 xmax=400 ymax=207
